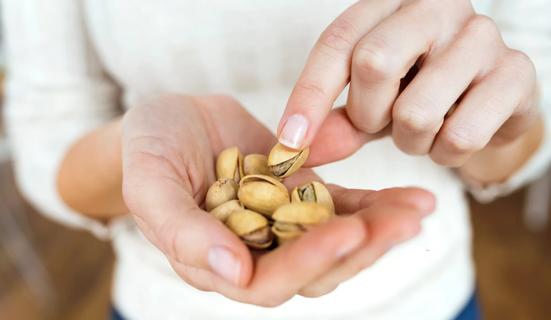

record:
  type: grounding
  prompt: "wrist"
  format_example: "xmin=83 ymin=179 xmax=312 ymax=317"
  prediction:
xmin=57 ymin=117 xmax=127 ymax=220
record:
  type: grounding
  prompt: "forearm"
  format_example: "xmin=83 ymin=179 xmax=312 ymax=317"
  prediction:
xmin=458 ymin=116 xmax=545 ymax=185
xmin=57 ymin=117 xmax=127 ymax=220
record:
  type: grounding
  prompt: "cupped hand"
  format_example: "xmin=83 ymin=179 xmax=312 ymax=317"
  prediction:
xmin=279 ymin=0 xmax=538 ymax=167
xmin=121 ymin=94 xmax=434 ymax=306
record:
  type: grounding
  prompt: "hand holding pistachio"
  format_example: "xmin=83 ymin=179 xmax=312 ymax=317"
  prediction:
xmin=207 ymin=144 xmax=331 ymax=249
xmin=123 ymin=94 xmax=434 ymax=305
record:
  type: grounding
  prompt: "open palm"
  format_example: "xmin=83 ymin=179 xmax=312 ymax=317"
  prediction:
xmin=121 ymin=94 xmax=434 ymax=306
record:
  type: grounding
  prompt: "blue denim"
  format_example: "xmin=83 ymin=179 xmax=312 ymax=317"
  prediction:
xmin=454 ymin=293 xmax=482 ymax=320
xmin=110 ymin=293 xmax=481 ymax=320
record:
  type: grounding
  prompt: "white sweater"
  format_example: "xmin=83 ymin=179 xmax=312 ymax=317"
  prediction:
xmin=3 ymin=1 xmax=551 ymax=319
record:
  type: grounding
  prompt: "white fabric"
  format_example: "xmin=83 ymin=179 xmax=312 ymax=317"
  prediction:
xmin=2 ymin=1 xmax=551 ymax=319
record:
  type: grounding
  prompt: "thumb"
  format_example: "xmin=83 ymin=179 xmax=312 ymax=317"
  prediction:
xmin=305 ymin=107 xmax=390 ymax=167
xmin=122 ymin=154 xmax=253 ymax=288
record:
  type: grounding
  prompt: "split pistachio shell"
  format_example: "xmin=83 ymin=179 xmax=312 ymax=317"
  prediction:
xmin=209 ymin=199 xmax=243 ymax=222
xmin=291 ymin=181 xmax=335 ymax=214
xmin=243 ymin=154 xmax=271 ymax=176
xmin=272 ymin=202 xmax=331 ymax=244
xmin=271 ymin=222 xmax=305 ymax=244
xmin=238 ymin=174 xmax=290 ymax=216
xmin=205 ymin=178 xmax=238 ymax=211
xmin=267 ymin=143 xmax=309 ymax=178
xmin=216 ymin=147 xmax=244 ymax=183
xmin=226 ymin=209 xmax=273 ymax=249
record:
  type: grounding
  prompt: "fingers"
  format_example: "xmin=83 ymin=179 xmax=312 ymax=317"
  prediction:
xmin=122 ymin=141 xmax=253 ymax=287
xmin=392 ymin=15 xmax=504 ymax=155
xmin=329 ymin=185 xmax=435 ymax=215
xmin=430 ymin=50 xmax=537 ymax=166
xmin=347 ymin=2 xmax=445 ymax=134
xmin=298 ymin=189 xmax=435 ymax=297
xmin=213 ymin=215 xmax=367 ymax=307
xmin=306 ymin=107 xmax=388 ymax=166
xmin=278 ymin=0 xmax=402 ymax=149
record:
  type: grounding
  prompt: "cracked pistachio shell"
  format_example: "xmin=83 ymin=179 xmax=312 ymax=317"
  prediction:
xmin=205 ymin=178 xmax=238 ymax=211
xmin=209 ymin=199 xmax=243 ymax=222
xmin=272 ymin=202 xmax=331 ymax=244
xmin=237 ymin=174 xmax=290 ymax=216
xmin=243 ymin=154 xmax=272 ymax=176
xmin=216 ymin=147 xmax=244 ymax=183
xmin=226 ymin=209 xmax=273 ymax=249
xmin=271 ymin=222 xmax=304 ymax=245
xmin=267 ymin=143 xmax=309 ymax=178
xmin=291 ymin=181 xmax=335 ymax=214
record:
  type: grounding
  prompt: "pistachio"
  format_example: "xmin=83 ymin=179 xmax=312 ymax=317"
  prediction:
xmin=209 ymin=199 xmax=243 ymax=222
xmin=226 ymin=209 xmax=273 ymax=249
xmin=238 ymin=174 xmax=290 ymax=216
xmin=272 ymin=202 xmax=331 ymax=244
xmin=205 ymin=178 xmax=238 ymax=211
xmin=243 ymin=154 xmax=271 ymax=176
xmin=267 ymin=143 xmax=309 ymax=178
xmin=216 ymin=147 xmax=244 ymax=183
xmin=291 ymin=181 xmax=335 ymax=214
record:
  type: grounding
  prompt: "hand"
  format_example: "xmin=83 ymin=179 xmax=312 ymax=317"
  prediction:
xmin=279 ymin=0 xmax=539 ymax=168
xmin=121 ymin=94 xmax=435 ymax=306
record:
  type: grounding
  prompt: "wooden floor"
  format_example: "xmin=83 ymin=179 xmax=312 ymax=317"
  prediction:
xmin=471 ymin=190 xmax=551 ymax=319
xmin=0 ymin=162 xmax=550 ymax=320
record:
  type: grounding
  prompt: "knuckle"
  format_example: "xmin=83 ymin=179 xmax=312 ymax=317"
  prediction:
xmin=441 ymin=128 xmax=485 ymax=154
xmin=463 ymin=15 xmax=500 ymax=42
xmin=506 ymin=49 xmax=533 ymax=68
xmin=353 ymin=40 xmax=392 ymax=80
xmin=504 ymin=49 xmax=536 ymax=81
xmin=393 ymin=106 xmax=439 ymax=135
xmin=319 ymin=17 xmax=357 ymax=55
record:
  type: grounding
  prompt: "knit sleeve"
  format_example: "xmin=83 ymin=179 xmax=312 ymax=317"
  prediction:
xmin=2 ymin=0 xmax=121 ymax=238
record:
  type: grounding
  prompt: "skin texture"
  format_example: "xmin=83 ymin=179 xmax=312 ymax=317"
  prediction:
xmin=278 ymin=0 xmax=542 ymax=184
xmin=58 ymin=94 xmax=435 ymax=305
xmin=57 ymin=0 xmax=544 ymax=307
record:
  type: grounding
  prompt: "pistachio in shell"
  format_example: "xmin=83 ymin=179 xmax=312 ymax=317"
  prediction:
xmin=226 ymin=209 xmax=273 ymax=249
xmin=205 ymin=178 xmax=238 ymax=211
xmin=243 ymin=154 xmax=271 ymax=176
xmin=238 ymin=174 xmax=290 ymax=217
xmin=267 ymin=143 xmax=309 ymax=178
xmin=291 ymin=181 xmax=335 ymax=214
xmin=216 ymin=147 xmax=244 ymax=183
xmin=209 ymin=199 xmax=243 ymax=222
xmin=271 ymin=202 xmax=331 ymax=244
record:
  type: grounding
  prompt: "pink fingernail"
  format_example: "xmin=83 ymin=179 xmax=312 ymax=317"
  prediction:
xmin=208 ymin=246 xmax=241 ymax=286
xmin=279 ymin=114 xmax=309 ymax=149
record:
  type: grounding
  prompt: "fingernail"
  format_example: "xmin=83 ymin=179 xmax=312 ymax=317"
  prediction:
xmin=279 ymin=114 xmax=309 ymax=149
xmin=208 ymin=246 xmax=241 ymax=286
xmin=336 ymin=236 xmax=364 ymax=259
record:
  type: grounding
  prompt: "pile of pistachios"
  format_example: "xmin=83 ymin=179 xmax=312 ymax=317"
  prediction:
xmin=205 ymin=143 xmax=335 ymax=250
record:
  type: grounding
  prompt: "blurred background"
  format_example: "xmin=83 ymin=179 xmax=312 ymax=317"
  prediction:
xmin=0 ymin=8 xmax=550 ymax=320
